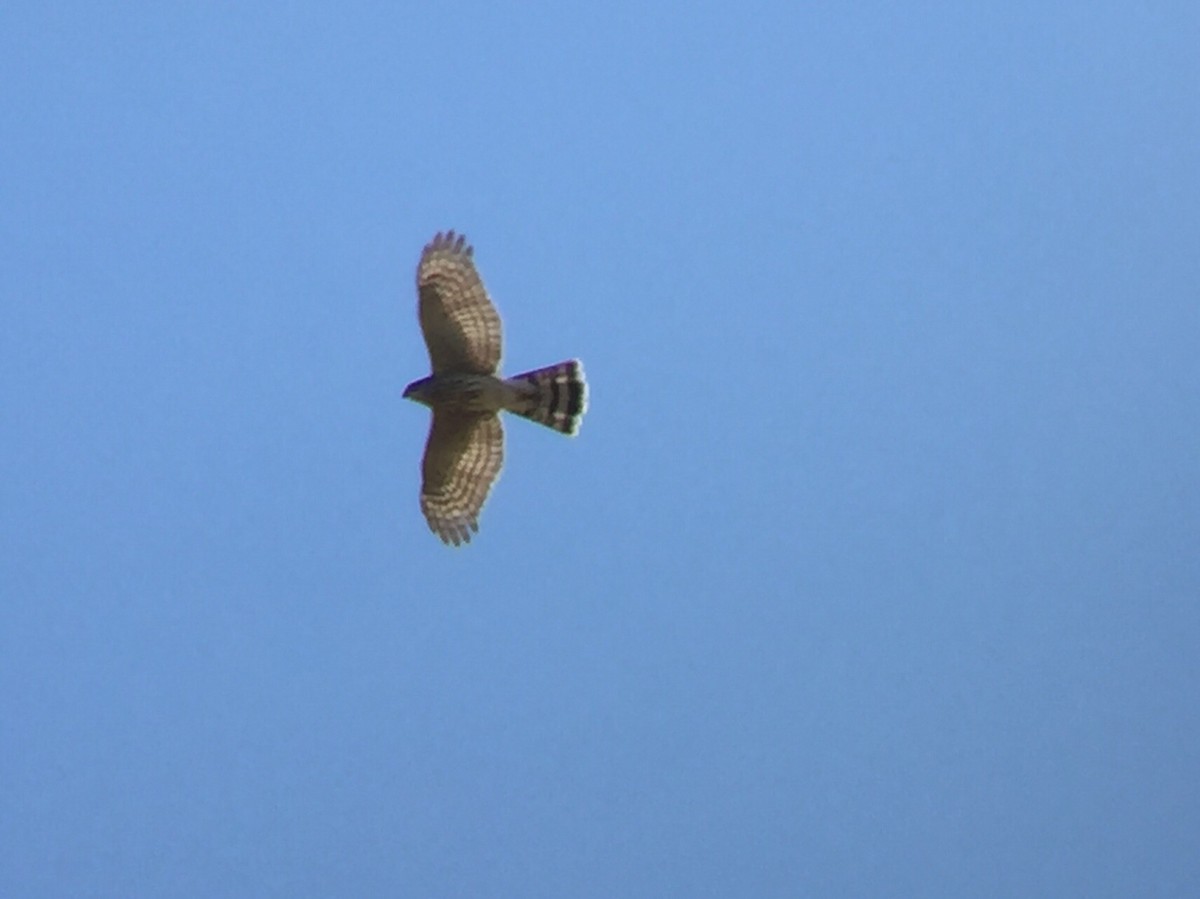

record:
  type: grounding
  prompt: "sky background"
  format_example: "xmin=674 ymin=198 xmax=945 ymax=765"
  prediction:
xmin=2 ymin=2 xmax=1198 ymax=896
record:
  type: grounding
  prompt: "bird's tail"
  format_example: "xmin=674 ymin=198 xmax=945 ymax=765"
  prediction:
xmin=505 ymin=360 xmax=587 ymax=435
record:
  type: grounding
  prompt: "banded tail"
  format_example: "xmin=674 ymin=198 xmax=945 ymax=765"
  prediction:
xmin=505 ymin=360 xmax=587 ymax=435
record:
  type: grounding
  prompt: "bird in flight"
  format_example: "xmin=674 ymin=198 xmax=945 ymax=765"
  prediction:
xmin=403 ymin=231 xmax=587 ymax=545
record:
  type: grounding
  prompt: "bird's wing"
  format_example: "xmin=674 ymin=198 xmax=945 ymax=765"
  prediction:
xmin=419 ymin=410 xmax=504 ymax=545
xmin=416 ymin=231 xmax=502 ymax=374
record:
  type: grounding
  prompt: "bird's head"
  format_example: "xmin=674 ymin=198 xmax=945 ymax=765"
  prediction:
xmin=403 ymin=376 xmax=434 ymax=407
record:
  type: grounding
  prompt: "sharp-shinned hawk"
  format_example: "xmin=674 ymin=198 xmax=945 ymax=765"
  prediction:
xmin=403 ymin=231 xmax=587 ymax=545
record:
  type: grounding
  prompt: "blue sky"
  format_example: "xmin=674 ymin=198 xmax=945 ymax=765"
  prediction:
xmin=2 ymin=2 xmax=1198 ymax=895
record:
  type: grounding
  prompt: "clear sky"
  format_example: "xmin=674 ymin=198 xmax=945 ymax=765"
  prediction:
xmin=3 ymin=2 xmax=1198 ymax=896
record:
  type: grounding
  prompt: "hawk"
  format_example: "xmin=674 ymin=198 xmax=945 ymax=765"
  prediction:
xmin=403 ymin=231 xmax=587 ymax=545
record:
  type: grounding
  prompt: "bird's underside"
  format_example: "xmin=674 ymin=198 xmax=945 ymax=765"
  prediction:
xmin=404 ymin=231 xmax=587 ymax=545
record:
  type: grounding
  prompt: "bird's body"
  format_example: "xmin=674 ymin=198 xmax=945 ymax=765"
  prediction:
xmin=404 ymin=372 xmax=514 ymax=415
xmin=403 ymin=231 xmax=586 ymax=545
